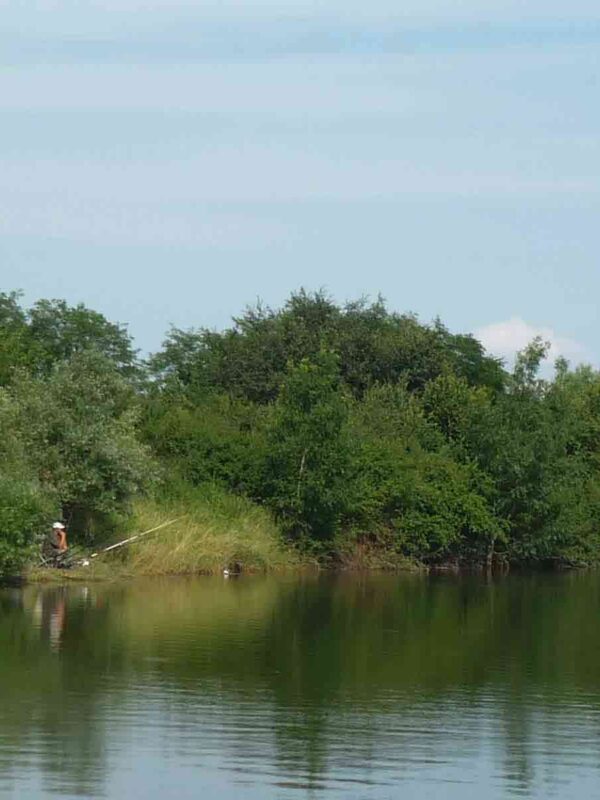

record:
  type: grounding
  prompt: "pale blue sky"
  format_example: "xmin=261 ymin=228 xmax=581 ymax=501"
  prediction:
xmin=1 ymin=0 xmax=599 ymax=363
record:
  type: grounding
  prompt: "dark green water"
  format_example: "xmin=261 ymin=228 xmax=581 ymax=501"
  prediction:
xmin=2 ymin=572 xmax=600 ymax=799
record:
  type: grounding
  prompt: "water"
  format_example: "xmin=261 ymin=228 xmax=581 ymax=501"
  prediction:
xmin=2 ymin=572 xmax=600 ymax=799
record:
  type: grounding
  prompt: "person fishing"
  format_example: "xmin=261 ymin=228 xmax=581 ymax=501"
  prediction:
xmin=39 ymin=517 xmax=179 ymax=568
xmin=43 ymin=521 xmax=69 ymax=565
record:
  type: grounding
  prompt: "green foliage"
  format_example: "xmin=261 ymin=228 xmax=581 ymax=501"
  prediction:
xmin=142 ymin=393 xmax=267 ymax=493
xmin=0 ymin=475 xmax=58 ymax=575
xmin=345 ymin=384 xmax=502 ymax=562
xmin=435 ymin=324 xmax=507 ymax=394
xmin=2 ymin=351 xmax=156 ymax=542
xmin=150 ymin=290 xmax=506 ymax=403
xmin=0 ymin=293 xmax=153 ymax=573
xmin=143 ymin=294 xmax=600 ymax=566
xmin=3 ymin=288 xmax=600 ymax=573
xmin=0 ymin=292 xmax=139 ymax=386
xmin=422 ymin=373 xmax=491 ymax=445
xmin=27 ymin=298 xmax=139 ymax=378
xmin=261 ymin=352 xmax=351 ymax=544
xmin=0 ymin=292 xmax=34 ymax=386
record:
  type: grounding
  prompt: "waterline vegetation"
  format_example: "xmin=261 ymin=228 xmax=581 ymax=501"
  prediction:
xmin=125 ymin=486 xmax=304 ymax=576
xmin=2 ymin=289 xmax=600 ymax=579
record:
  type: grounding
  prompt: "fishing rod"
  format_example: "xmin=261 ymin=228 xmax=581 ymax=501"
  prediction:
xmin=81 ymin=518 xmax=183 ymax=565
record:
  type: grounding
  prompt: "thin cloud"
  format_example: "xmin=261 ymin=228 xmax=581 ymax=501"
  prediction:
xmin=2 ymin=0 xmax=600 ymax=27
xmin=476 ymin=317 xmax=590 ymax=368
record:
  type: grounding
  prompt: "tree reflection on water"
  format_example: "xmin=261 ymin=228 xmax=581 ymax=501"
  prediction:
xmin=2 ymin=573 xmax=600 ymax=798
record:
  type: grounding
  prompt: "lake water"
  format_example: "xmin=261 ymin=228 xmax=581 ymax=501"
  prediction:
xmin=2 ymin=572 xmax=600 ymax=799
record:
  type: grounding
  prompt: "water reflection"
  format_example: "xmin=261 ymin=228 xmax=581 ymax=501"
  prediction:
xmin=2 ymin=573 xmax=600 ymax=798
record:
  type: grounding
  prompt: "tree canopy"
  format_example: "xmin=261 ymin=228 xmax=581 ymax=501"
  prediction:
xmin=149 ymin=290 xmax=506 ymax=402
xmin=2 ymin=289 xmax=600 ymax=574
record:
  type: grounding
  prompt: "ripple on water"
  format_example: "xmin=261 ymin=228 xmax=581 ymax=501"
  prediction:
xmin=3 ymin=573 xmax=600 ymax=799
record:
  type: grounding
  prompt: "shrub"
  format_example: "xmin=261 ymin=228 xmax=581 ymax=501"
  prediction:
xmin=0 ymin=475 xmax=58 ymax=575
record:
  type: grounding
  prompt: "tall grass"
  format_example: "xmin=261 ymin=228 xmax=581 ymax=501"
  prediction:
xmin=119 ymin=484 xmax=302 ymax=576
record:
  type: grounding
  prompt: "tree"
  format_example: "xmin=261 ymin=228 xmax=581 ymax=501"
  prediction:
xmin=0 ymin=293 xmax=139 ymax=386
xmin=0 ymin=474 xmax=57 ymax=575
xmin=0 ymin=388 xmax=59 ymax=575
xmin=28 ymin=299 xmax=139 ymax=378
xmin=4 ymin=351 xmax=156 ymax=536
xmin=142 ymin=392 xmax=268 ymax=494
xmin=0 ymin=292 xmax=35 ymax=386
xmin=262 ymin=352 xmax=351 ymax=544
xmin=347 ymin=383 xmax=502 ymax=563
xmin=149 ymin=291 xmax=508 ymax=404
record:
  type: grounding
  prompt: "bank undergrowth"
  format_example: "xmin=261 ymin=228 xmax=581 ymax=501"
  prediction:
xmin=120 ymin=485 xmax=304 ymax=576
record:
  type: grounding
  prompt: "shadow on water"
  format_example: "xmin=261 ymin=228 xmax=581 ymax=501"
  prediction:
xmin=2 ymin=571 xmax=600 ymax=798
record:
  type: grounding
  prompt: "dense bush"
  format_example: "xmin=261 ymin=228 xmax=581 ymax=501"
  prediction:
xmin=142 ymin=393 xmax=267 ymax=493
xmin=5 ymin=351 xmax=155 ymax=522
xmin=0 ymin=296 xmax=156 ymax=568
xmin=0 ymin=475 xmax=58 ymax=575
xmin=260 ymin=352 xmax=351 ymax=546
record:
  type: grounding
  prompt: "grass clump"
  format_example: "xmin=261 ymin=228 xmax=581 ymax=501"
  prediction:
xmin=120 ymin=483 xmax=303 ymax=576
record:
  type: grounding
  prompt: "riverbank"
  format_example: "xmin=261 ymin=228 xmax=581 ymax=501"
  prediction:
xmin=18 ymin=487 xmax=525 ymax=586
xmin=25 ymin=486 xmax=308 ymax=583
xmin=23 ymin=491 xmax=420 ymax=583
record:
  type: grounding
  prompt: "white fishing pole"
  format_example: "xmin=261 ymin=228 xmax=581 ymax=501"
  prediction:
xmin=81 ymin=518 xmax=182 ymax=565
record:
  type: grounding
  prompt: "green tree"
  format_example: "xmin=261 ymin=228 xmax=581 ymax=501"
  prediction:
xmin=0 ymin=293 xmax=139 ymax=386
xmin=142 ymin=392 xmax=268 ymax=494
xmin=28 ymin=299 xmax=139 ymax=378
xmin=0 ymin=292 xmax=36 ymax=386
xmin=4 ymin=351 xmax=156 ymax=536
xmin=262 ymin=352 xmax=351 ymax=544
xmin=0 ymin=474 xmax=57 ymax=575
xmin=149 ymin=291 xmax=507 ymax=404
xmin=347 ymin=383 xmax=502 ymax=563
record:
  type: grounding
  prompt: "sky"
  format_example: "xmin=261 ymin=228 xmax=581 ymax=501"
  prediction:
xmin=1 ymin=1 xmax=599 ymax=367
